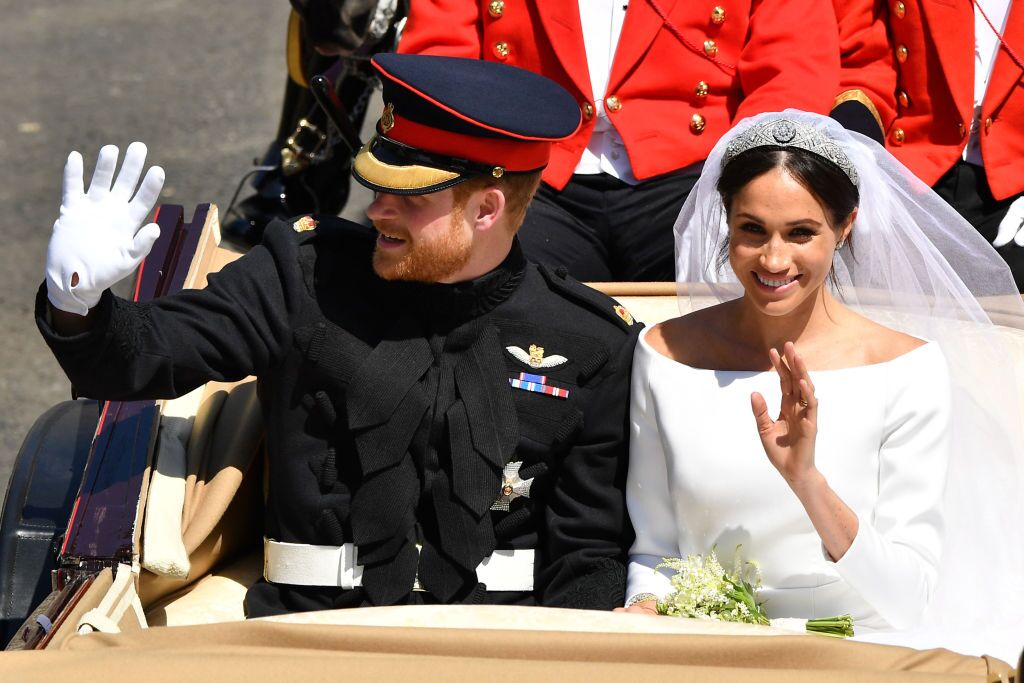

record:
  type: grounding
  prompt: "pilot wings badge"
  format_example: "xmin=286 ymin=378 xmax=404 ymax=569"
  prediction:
xmin=506 ymin=343 xmax=568 ymax=369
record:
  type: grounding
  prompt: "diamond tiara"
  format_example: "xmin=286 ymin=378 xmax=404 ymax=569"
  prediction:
xmin=721 ymin=118 xmax=859 ymax=186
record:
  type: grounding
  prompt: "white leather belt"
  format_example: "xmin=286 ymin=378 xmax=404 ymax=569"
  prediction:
xmin=263 ymin=539 xmax=535 ymax=592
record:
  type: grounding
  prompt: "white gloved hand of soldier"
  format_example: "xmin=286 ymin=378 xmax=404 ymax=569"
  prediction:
xmin=993 ymin=196 xmax=1024 ymax=248
xmin=46 ymin=142 xmax=164 ymax=316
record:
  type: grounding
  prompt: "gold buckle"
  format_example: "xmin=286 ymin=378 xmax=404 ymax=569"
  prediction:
xmin=282 ymin=118 xmax=329 ymax=175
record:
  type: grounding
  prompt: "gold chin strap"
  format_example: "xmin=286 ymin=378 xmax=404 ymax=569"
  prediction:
xmin=354 ymin=141 xmax=461 ymax=191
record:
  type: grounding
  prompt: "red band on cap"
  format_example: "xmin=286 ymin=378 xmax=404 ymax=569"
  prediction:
xmin=388 ymin=113 xmax=551 ymax=172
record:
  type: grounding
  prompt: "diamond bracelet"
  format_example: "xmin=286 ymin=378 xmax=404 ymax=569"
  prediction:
xmin=624 ymin=592 xmax=659 ymax=608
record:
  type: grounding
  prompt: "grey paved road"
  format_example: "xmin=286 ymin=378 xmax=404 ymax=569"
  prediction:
xmin=0 ymin=1 xmax=295 ymax=496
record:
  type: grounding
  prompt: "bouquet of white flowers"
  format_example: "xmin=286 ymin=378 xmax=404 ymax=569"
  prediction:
xmin=655 ymin=548 xmax=854 ymax=638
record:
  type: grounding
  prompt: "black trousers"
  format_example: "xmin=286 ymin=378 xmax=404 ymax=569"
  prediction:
xmin=517 ymin=168 xmax=702 ymax=282
xmin=932 ymin=160 xmax=1024 ymax=292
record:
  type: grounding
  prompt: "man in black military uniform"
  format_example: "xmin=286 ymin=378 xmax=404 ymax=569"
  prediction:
xmin=37 ymin=54 xmax=639 ymax=616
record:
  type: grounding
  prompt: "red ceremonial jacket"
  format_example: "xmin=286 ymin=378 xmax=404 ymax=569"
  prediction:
xmin=398 ymin=0 xmax=840 ymax=189
xmin=885 ymin=0 xmax=1024 ymax=200
xmin=833 ymin=0 xmax=898 ymax=136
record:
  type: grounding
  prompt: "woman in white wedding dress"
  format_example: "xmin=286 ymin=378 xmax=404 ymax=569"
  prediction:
xmin=622 ymin=112 xmax=1024 ymax=662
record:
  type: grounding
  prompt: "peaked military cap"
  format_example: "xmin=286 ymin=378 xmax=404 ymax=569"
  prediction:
xmin=353 ymin=53 xmax=581 ymax=195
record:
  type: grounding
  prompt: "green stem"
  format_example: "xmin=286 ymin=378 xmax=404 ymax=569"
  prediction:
xmin=806 ymin=615 xmax=855 ymax=638
xmin=724 ymin=579 xmax=770 ymax=626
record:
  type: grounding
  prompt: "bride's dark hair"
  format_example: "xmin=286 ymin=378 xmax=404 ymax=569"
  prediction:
xmin=717 ymin=145 xmax=860 ymax=229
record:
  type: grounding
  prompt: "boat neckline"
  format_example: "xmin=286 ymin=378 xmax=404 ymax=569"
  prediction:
xmin=637 ymin=324 xmax=934 ymax=374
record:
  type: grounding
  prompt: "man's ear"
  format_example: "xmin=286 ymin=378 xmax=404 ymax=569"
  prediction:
xmin=471 ymin=186 xmax=506 ymax=233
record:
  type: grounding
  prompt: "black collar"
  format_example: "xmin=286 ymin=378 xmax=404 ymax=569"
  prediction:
xmin=385 ymin=239 xmax=527 ymax=322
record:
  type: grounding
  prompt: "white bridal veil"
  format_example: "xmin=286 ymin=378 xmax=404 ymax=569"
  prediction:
xmin=673 ymin=110 xmax=1024 ymax=661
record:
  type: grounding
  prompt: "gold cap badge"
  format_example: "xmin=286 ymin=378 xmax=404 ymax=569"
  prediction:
xmin=380 ymin=103 xmax=395 ymax=134
xmin=292 ymin=216 xmax=319 ymax=232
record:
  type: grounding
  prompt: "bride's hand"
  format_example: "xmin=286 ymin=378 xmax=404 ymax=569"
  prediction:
xmin=751 ymin=342 xmax=819 ymax=489
xmin=613 ymin=601 xmax=659 ymax=616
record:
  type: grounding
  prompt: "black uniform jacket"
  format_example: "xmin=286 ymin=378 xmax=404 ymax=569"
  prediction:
xmin=36 ymin=217 xmax=640 ymax=616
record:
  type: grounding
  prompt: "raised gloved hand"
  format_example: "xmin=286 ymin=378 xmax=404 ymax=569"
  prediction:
xmin=993 ymin=196 xmax=1024 ymax=248
xmin=46 ymin=142 xmax=164 ymax=315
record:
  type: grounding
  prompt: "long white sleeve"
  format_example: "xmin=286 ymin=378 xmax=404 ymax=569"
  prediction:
xmin=832 ymin=344 xmax=951 ymax=629
xmin=625 ymin=335 xmax=676 ymax=604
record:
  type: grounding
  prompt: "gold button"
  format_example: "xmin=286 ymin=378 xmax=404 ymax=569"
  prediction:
xmin=710 ymin=6 xmax=726 ymax=24
xmin=704 ymin=39 xmax=718 ymax=57
xmin=492 ymin=166 xmax=505 ymax=178
xmin=898 ymin=90 xmax=910 ymax=108
xmin=502 ymin=484 xmax=514 ymax=496
xmin=690 ymin=114 xmax=706 ymax=134
xmin=896 ymin=45 xmax=908 ymax=63
xmin=606 ymin=95 xmax=622 ymax=112
xmin=893 ymin=1 xmax=906 ymax=18
xmin=985 ymin=117 xmax=993 ymax=133
xmin=488 ymin=0 xmax=504 ymax=17
xmin=493 ymin=41 xmax=509 ymax=59
xmin=959 ymin=122 xmax=967 ymax=139
xmin=890 ymin=127 xmax=905 ymax=145
xmin=695 ymin=80 xmax=709 ymax=98
xmin=582 ymin=102 xmax=594 ymax=120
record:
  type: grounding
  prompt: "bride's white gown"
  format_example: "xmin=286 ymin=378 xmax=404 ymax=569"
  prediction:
xmin=625 ymin=326 xmax=951 ymax=633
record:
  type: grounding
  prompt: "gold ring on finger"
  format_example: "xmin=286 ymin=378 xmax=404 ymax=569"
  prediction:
xmin=799 ymin=398 xmax=809 ymax=408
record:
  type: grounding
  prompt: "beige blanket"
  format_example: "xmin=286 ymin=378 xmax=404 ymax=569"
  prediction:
xmin=0 ymin=614 xmax=1011 ymax=682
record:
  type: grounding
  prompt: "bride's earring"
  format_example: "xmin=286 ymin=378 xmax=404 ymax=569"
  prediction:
xmin=836 ymin=240 xmax=846 ymax=251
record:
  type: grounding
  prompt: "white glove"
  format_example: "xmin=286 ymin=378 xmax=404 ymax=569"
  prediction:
xmin=46 ymin=142 xmax=165 ymax=315
xmin=993 ymin=196 xmax=1024 ymax=248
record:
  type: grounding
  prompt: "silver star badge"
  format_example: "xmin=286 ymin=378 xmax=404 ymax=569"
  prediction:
xmin=490 ymin=461 xmax=534 ymax=512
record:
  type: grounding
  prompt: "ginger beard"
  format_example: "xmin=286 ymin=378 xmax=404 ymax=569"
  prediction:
xmin=372 ymin=201 xmax=474 ymax=282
